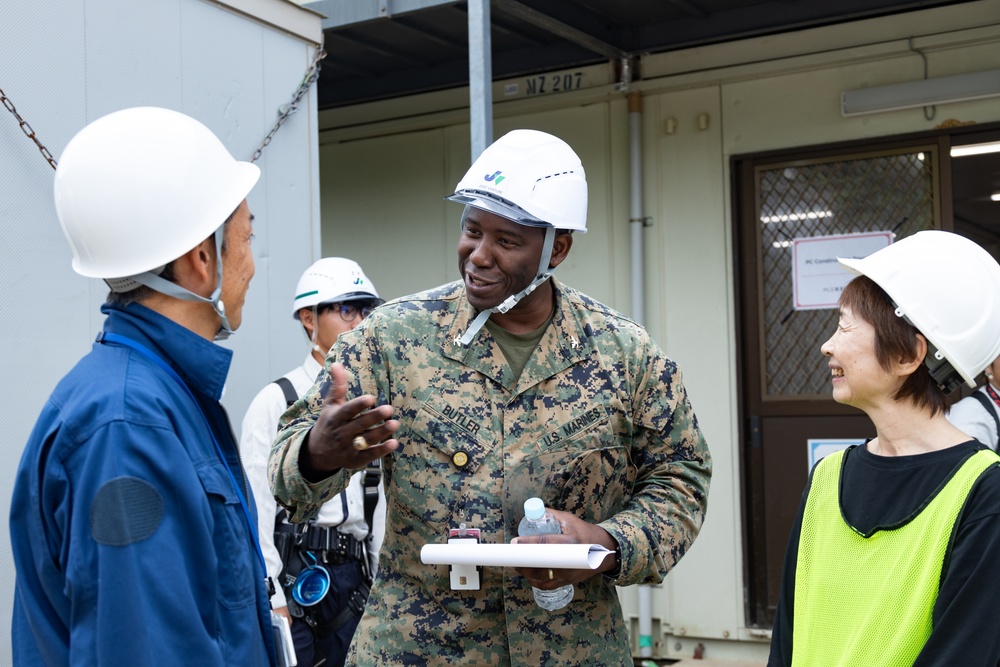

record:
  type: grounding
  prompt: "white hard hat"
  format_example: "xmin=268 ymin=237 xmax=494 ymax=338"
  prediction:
xmin=54 ymin=106 xmax=260 ymax=280
xmin=292 ymin=257 xmax=381 ymax=319
xmin=839 ymin=230 xmax=1000 ymax=390
xmin=446 ymin=129 xmax=587 ymax=233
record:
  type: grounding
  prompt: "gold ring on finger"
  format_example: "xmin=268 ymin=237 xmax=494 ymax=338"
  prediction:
xmin=353 ymin=435 xmax=368 ymax=450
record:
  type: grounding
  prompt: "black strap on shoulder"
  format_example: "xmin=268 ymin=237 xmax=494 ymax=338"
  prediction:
xmin=970 ymin=390 xmax=1000 ymax=449
xmin=362 ymin=458 xmax=382 ymax=540
xmin=272 ymin=377 xmax=297 ymax=408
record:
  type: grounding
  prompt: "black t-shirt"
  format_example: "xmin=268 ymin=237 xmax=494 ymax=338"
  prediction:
xmin=768 ymin=440 xmax=1000 ymax=667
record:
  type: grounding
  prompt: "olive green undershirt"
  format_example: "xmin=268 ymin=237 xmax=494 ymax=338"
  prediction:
xmin=484 ymin=309 xmax=555 ymax=382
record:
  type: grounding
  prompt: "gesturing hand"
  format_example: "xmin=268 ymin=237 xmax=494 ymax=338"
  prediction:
xmin=302 ymin=362 xmax=399 ymax=473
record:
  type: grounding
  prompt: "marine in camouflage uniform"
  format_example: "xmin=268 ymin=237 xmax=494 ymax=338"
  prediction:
xmin=269 ymin=129 xmax=712 ymax=666
xmin=271 ymin=277 xmax=710 ymax=665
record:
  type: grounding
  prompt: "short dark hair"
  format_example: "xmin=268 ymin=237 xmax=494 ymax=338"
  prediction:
xmin=839 ymin=275 xmax=947 ymax=415
xmin=105 ymin=206 xmax=238 ymax=307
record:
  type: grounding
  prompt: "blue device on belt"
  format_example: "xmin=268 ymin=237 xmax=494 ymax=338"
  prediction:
xmin=292 ymin=552 xmax=331 ymax=607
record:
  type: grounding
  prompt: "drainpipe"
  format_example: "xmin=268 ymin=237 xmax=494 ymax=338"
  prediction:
xmin=628 ymin=91 xmax=645 ymax=326
xmin=627 ymin=89 xmax=654 ymax=660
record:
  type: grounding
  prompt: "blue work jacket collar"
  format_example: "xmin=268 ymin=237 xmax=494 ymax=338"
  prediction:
xmin=99 ymin=302 xmax=233 ymax=401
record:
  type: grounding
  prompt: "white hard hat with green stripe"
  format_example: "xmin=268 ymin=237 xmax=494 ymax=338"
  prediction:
xmin=292 ymin=257 xmax=381 ymax=319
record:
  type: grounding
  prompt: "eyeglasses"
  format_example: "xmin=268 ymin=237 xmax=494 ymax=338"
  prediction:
xmin=319 ymin=301 xmax=378 ymax=322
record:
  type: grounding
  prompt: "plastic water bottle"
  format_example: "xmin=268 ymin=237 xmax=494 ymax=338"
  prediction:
xmin=518 ymin=497 xmax=574 ymax=611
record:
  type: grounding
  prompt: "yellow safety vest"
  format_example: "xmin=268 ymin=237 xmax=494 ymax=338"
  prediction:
xmin=792 ymin=447 xmax=998 ymax=667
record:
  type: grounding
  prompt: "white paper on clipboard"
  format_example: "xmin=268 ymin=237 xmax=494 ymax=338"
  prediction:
xmin=420 ymin=543 xmax=612 ymax=569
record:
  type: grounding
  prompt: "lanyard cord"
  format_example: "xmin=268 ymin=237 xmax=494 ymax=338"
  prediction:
xmin=985 ymin=383 xmax=1000 ymax=412
xmin=97 ymin=332 xmax=266 ymax=574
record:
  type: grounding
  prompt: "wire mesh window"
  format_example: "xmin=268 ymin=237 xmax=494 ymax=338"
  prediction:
xmin=755 ymin=148 xmax=939 ymax=399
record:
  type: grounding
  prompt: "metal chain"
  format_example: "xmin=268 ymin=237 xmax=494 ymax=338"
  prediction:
xmin=2 ymin=41 xmax=326 ymax=172
xmin=1 ymin=86 xmax=58 ymax=170
xmin=250 ymin=43 xmax=327 ymax=163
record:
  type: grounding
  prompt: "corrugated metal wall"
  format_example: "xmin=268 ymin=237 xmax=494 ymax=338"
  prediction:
xmin=0 ymin=2 xmax=322 ymax=660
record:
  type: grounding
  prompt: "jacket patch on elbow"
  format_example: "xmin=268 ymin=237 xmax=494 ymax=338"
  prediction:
xmin=90 ymin=476 xmax=164 ymax=546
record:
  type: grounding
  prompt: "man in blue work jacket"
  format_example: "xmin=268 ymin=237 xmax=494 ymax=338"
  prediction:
xmin=10 ymin=107 xmax=277 ymax=666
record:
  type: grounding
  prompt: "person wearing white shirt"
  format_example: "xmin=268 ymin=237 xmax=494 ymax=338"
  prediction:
xmin=240 ymin=257 xmax=385 ymax=667
xmin=947 ymin=354 xmax=1000 ymax=450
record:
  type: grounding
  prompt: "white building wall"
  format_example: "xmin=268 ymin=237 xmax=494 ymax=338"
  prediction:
xmin=316 ymin=1 xmax=1000 ymax=661
xmin=638 ymin=83 xmax=742 ymax=655
xmin=0 ymin=1 xmax=322 ymax=661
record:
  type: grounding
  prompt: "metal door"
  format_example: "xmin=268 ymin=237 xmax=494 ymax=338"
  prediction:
xmin=733 ymin=138 xmax=945 ymax=629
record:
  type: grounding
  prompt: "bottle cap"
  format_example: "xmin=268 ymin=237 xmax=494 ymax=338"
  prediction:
xmin=523 ymin=497 xmax=545 ymax=520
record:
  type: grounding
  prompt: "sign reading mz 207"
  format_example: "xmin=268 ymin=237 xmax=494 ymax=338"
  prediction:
xmin=525 ymin=72 xmax=584 ymax=95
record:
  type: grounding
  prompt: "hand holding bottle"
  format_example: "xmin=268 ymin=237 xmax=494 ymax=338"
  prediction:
xmin=512 ymin=500 xmax=621 ymax=607
xmin=517 ymin=498 xmax=575 ymax=610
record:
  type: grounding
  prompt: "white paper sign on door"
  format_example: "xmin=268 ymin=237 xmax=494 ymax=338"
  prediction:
xmin=792 ymin=232 xmax=892 ymax=310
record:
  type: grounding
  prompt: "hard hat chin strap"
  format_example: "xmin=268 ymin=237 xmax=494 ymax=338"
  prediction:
xmin=126 ymin=228 xmax=234 ymax=341
xmin=457 ymin=227 xmax=556 ymax=346
xmin=923 ymin=340 xmax=964 ymax=394
xmin=893 ymin=305 xmax=964 ymax=394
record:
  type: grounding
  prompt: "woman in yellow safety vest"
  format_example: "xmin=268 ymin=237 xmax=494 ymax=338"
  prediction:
xmin=768 ymin=230 xmax=1000 ymax=667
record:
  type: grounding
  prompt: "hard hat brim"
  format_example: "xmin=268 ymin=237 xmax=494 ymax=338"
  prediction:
xmin=836 ymin=256 xmax=865 ymax=276
xmin=446 ymin=191 xmax=551 ymax=228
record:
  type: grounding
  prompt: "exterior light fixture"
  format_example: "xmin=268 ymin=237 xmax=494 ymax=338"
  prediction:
xmin=842 ymin=69 xmax=1000 ymax=116
xmin=950 ymin=141 xmax=1000 ymax=158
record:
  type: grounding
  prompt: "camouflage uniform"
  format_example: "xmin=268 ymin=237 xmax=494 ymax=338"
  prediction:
xmin=270 ymin=277 xmax=712 ymax=666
